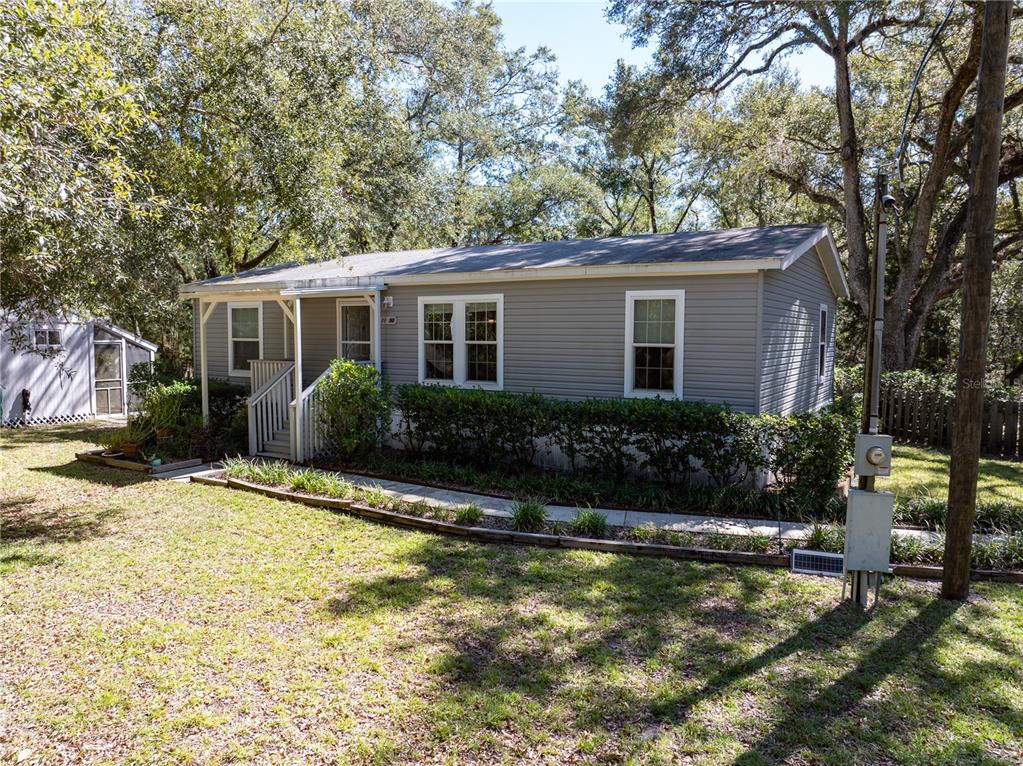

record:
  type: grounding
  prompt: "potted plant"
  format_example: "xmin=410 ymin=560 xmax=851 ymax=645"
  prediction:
xmin=119 ymin=418 xmax=151 ymax=459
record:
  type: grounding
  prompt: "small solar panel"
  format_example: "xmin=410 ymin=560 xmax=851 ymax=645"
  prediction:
xmin=791 ymin=548 xmax=844 ymax=577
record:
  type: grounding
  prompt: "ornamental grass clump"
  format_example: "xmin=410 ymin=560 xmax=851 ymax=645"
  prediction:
xmin=801 ymin=522 xmax=845 ymax=553
xmin=360 ymin=486 xmax=391 ymax=509
xmin=251 ymin=460 xmax=293 ymax=486
xmin=570 ymin=507 xmax=609 ymax=538
xmin=512 ymin=499 xmax=546 ymax=532
xmin=321 ymin=473 xmax=354 ymax=500
xmin=290 ymin=468 xmax=330 ymax=495
xmin=455 ymin=503 xmax=484 ymax=526
xmin=222 ymin=456 xmax=256 ymax=480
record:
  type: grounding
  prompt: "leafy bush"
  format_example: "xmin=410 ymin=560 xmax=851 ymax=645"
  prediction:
xmin=318 ymin=359 xmax=391 ymax=459
xmin=570 ymin=507 xmax=609 ymax=538
xmin=549 ymin=397 xmax=636 ymax=479
xmin=143 ymin=380 xmax=193 ymax=433
xmin=512 ymin=499 xmax=547 ymax=531
xmin=455 ymin=503 xmax=484 ymax=526
xmin=630 ymin=397 xmax=704 ymax=485
xmin=395 ymin=384 xmax=549 ymax=468
xmin=767 ymin=409 xmax=854 ymax=496
xmin=691 ymin=407 xmax=768 ymax=487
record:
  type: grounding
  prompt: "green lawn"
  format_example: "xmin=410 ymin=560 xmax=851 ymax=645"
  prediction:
xmin=879 ymin=444 xmax=1023 ymax=504
xmin=2 ymin=426 xmax=1023 ymax=765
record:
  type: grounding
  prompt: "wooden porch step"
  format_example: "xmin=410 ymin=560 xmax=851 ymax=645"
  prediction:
xmin=257 ymin=448 xmax=291 ymax=460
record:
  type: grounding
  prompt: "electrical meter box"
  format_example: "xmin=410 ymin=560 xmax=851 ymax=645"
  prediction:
xmin=844 ymin=488 xmax=894 ymax=573
xmin=855 ymin=433 xmax=893 ymax=477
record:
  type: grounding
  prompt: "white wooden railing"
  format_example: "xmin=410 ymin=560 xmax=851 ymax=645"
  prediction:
xmin=247 ymin=363 xmax=295 ymax=456
xmin=291 ymin=368 xmax=332 ymax=462
xmin=251 ymin=359 xmax=293 ymax=393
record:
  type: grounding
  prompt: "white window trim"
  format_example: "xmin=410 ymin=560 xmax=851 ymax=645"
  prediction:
xmin=417 ymin=294 xmax=504 ymax=390
xmin=227 ymin=301 xmax=263 ymax=377
xmin=336 ymin=297 xmax=377 ymax=366
xmin=32 ymin=325 xmax=62 ymax=349
xmin=624 ymin=289 xmax=685 ymax=400
xmin=818 ymin=303 xmax=829 ymax=385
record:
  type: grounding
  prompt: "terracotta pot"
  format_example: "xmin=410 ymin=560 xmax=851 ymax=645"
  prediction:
xmin=120 ymin=441 xmax=139 ymax=458
xmin=156 ymin=427 xmax=172 ymax=439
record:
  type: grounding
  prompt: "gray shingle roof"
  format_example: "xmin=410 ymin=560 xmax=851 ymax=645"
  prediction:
xmin=183 ymin=224 xmax=828 ymax=290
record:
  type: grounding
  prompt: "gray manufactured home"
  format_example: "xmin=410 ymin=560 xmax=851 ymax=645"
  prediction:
xmin=180 ymin=224 xmax=848 ymax=461
xmin=1 ymin=315 xmax=157 ymax=427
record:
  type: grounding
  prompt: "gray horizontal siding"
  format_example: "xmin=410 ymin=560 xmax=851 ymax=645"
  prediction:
xmin=381 ymin=275 xmax=760 ymax=411
xmin=196 ymin=301 xmax=289 ymax=388
xmin=298 ymin=297 xmax=337 ymax=387
xmin=759 ymin=244 xmax=836 ymax=414
xmin=195 ymin=297 xmax=330 ymax=389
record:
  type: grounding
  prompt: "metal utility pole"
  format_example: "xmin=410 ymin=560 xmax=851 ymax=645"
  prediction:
xmin=845 ymin=172 xmax=895 ymax=608
xmin=860 ymin=173 xmax=889 ymax=449
xmin=942 ymin=0 xmax=1013 ymax=601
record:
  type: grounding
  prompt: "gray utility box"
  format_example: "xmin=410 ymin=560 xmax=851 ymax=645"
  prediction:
xmin=844 ymin=488 xmax=895 ymax=573
xmin=855 ymin=433 xmax=893 ymax=477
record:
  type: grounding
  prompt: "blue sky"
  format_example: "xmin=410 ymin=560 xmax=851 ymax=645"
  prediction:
xmin=492 ymin=1 xmax=834 ymax=95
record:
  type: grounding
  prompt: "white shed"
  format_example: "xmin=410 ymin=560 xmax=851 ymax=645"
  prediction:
xmin=0 ymin=314 xmax=158 ymax=427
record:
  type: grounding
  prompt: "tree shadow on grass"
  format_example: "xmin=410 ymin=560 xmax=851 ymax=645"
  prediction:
xmin=323 ymin=533 xmax=1020 ymax=762
xmin=1 ymin=492 xmax=126 ymax=544
xmin=28 ymin=458 xmax=154 ymax=489
xmin=1 ymin=423 xmax=117 ymax=447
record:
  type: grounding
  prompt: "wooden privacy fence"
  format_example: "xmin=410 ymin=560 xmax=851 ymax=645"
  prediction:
xmin=880 ymin=387 xmax=1023 ymax=460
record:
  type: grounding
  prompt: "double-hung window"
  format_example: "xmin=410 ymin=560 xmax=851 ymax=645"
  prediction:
xmin=228 ymin=302 xmax=262 ymax=376
xmin=818 ymin=304 xmax=829 ymax=383
xmin=419 ymin=295 xmax=503 ymax=388
xmin=625 ymin=290 xmax=684 ymax=398
xmin=33 ymin=328 xmax=62 ymax=349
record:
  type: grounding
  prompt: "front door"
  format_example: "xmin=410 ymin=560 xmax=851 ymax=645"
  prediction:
xmin=338 ymin=302 xmax=372 ymax=363
xmin=94 ymin=342 xmax=124 ymax=415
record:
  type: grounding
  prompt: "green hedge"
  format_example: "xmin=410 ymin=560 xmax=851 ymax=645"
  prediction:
xmin=836 ymin=365 xmax=1023 ymax=404
xmin=393 ymin=384 xmax=853 ymax=494
xmin=317 ymin=359 xmax=391 ymax=459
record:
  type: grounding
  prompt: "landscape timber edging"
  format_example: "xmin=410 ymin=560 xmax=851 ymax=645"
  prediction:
xmin=219 ymin=475 xmax=791 ymax=568
xmin=199 ymin=474 xmax=1023 ymax=584
xmin=77 ymin=449 xmax=203 ymax=474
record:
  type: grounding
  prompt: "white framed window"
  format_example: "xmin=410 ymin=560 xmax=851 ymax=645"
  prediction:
xmin=818 ymin=303 xmax=829 ymax=383
xmin=33 ymin=327 xmax=62 ymax=349
xmin=228 ymin=302 xmax=263 ymax=377
xmin=625 ymin=290 xmax=685 ymax=399
xmin=418 ymin=294 xmax=503 ymax=389
xmin=337 ymin=298 xmax=374 ymax=364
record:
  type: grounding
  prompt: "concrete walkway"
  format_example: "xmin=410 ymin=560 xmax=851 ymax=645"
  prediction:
xmin=333 ymin=471 xmax=949 ymax=544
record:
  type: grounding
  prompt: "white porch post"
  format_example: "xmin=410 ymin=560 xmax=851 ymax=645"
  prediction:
xmin=292 ymin=296 xmax=303 ymax=462
xmin=373 ymin=289 xmax=382 ymax=373
xmin=199 ymin=300 xmax=218 ymax=423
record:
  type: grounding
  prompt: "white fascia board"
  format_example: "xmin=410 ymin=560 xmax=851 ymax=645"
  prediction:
xmin=94 ymin=321 xmax=159 ymax=352
xmin=178 ymin=258 xmax=782 ymax=299
xmin=279 ymin=285 xmax=383 ymax=297
xmin=383 ymin=259 xmax=777 ymax=286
